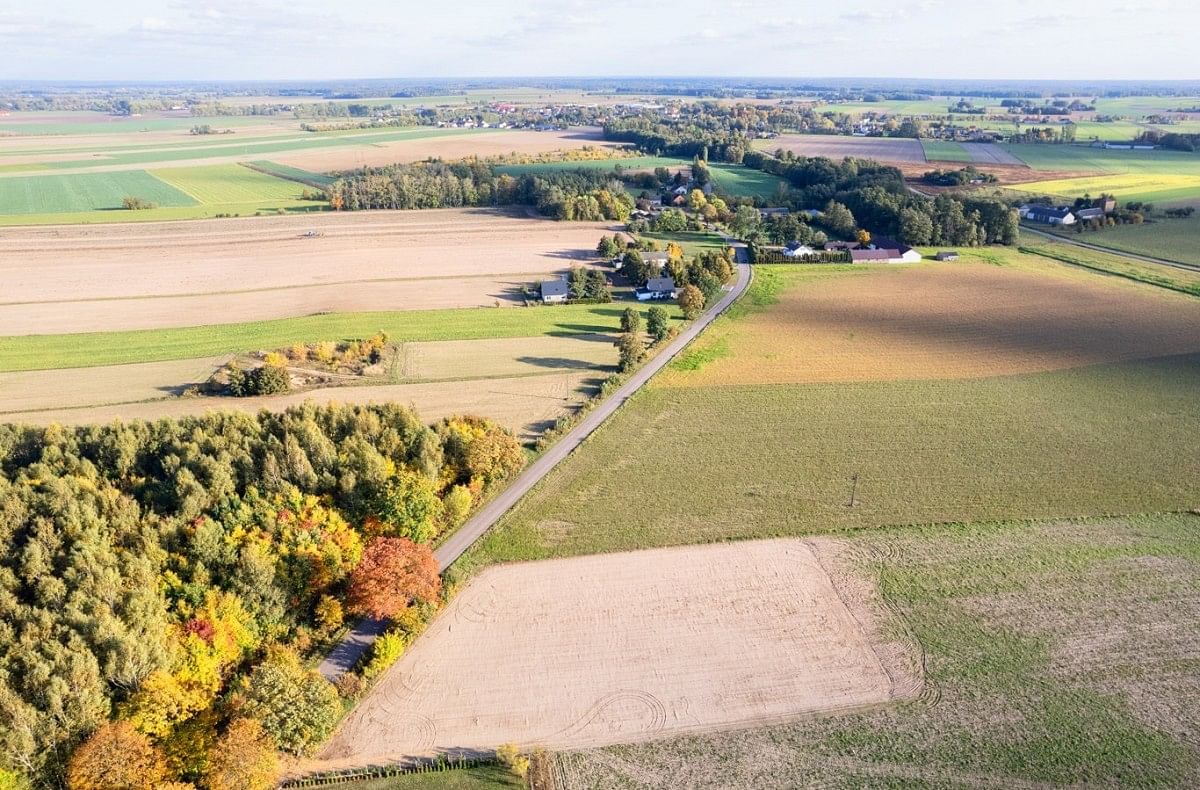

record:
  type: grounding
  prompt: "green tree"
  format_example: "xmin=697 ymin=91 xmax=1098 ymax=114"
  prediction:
xmin=822 ymin=201 xmax=857 ymax=236
xmin=620 ymin=307 xmax=642 ymax=335
xmin=729 ymin=205 xmax=762 ymax=239
xmin=237 ymin=649 xmax=341 ymax=756
xmin=646 ymin=306 xmax=669 ymax=341
xmin=652 ymin=208 xmax=687 ymax=232
xmin=616 ymin=332 xmax=645 ymax=372
xmin=375 ymin=470 xmax=442 ymax=544
xmin=620 ymin=250 xmax=649 ymax=287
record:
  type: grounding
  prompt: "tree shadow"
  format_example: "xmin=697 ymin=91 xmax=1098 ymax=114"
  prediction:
xmin=516 ymin=356 xmax=613 ymax=371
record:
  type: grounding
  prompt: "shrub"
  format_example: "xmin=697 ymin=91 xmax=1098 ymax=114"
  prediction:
xmin=360 ymin=630 xmax=406 ymax=680
xmin=228 ymin=364 xmax=290 ymax=397
xmin=121 ymin=196 xmax=157 ymax=210
xmin=496 ymin=743 xmax=529 ymax=779
xmin=314 ymin=595 xmax=343 ymax=632
xmin=442 ymin=484 xmax=473 ymax=529
xmin=262 ymin=351 xmax=288 ymax=368
xmin=313 ymin=341 xmax=337 ymax=364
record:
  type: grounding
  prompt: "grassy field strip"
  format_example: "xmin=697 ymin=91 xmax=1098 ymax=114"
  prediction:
xmin=1022 ymin=220 xmax=1200 ymax=268
xmin=0 ymin=114 xmax=274 ymax=136
xmin=1011 ymin=172 xmax=1200 ymax=204
xmin=921 ymin=139 xmax=972 ymax=162
xmin=0 ymin=304 xmax=680 ymax=371
xmin=494 ymin=156 xmax=688 ymax=175
xmin=150 ymin=163 xmax=307 ymax=204
xmin=1018 ymin=243 xmax=1200 ymax=296
xmin=0 ymin=170 xmax=198 ymax=214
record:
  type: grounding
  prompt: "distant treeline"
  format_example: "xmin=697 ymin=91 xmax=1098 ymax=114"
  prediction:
xmin=1136 ymin=130 xmax=1200 ymax=152
xmin=603 ymin=103 xmax=816 ymax=162
xmin=325 ymin=161 xmax=634 ymax=220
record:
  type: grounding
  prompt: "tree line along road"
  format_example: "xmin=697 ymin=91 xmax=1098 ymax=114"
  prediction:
xmin=318 ymin=249 xmax=752 ymax=680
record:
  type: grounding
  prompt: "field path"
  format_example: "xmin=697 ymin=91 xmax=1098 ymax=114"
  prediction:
xmin=317 ymin=253 xmax=751 ymax=681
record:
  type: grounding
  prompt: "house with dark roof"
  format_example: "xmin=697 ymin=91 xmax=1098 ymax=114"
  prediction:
xmin=824 ymin=240 xmax=860 ymax=251
xmin=540 ymin=278 xmax=569 ymax=303
xmin=867 ymin=236 xmax=922 ymax=263
xmin=1075 ymin=207 xmax=1106 ymax=222
xmin=635 ymin=276 xmax=677 ymax=301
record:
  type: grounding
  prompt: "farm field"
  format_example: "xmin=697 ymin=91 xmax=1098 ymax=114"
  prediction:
xmin=920 ymin=139 xmax=971 ymax=162
xmin=3 ymin=370 xmax=607 ymax=440
xmin=0 ymin=209 xmax=616 ymax=332
xmin=760 ymin=134 xmax=929 ymax=164
xmin=1021 ymin=227 xmax=1200 ymax=278
xmin=0 ymin=170 xmax=197 ymax=214
xmin=557 ymin=514 xmax=1200 ymax=789
xmin=706 ymin=162 xmax=788 ymax=198
xmin=316 ymin=539 xmax=918 ymax=770
xmin=462 ymin=256 xmax=1200 ymax=562
xmin=1002 ymin=142 xmax=1200 ymax=174
xmin=1011 ymin=170 xmax=1200 ymax=205
xmin=639 ymin=229 xmax=728 ymax=255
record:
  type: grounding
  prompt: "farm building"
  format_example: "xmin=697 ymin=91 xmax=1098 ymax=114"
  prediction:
xmin=850 ymin=249 xmax=901 ymax=263
xmin=642 ymin=251 xmax=672 ymax=266
xmin=540 ymin=278 xmax=569 ymax=303
xmin=636 ymin=276 xmax=677 ymax=301
xmin=783 ymin=242 xmax=815 ymax=258
xmin=1075 ymin=207 xmax=1106 ymax=222
xmin=759 ymin=207 xmax=791 ymax=219
xmin=824 ymin=240 xmax=860 ymax=251
xmin=1021 ymin=205 xmax=1077 ymax=226
xmin=867 ymin=237 xmax=922 ymax=263
xmin=934 ymin=251 xmax=960 ymax=261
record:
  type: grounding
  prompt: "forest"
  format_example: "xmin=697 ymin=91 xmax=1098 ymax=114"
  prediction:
xmin=325 ymin=161 xmax=634 ymax=221
xmin=0 ymin=404 xmax=524 ymax=789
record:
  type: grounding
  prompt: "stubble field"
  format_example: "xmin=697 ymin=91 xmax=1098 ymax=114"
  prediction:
xmin=315 ymin=539 xmax=919 ymax=772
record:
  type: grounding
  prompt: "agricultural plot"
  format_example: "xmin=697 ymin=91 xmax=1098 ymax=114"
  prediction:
xmin=317 ymin=539 xmax=918 ymax=770
xmin=1011 ymin=171 xmax=1200 ymax=205
xmin=492 ymin=155 xmax=686 ymax=176
xmin=707 ymin=163 xmax=788 ymax=199
xmin=463 ymin=256 xmax=1200 ymax=562
xmin=1022 ymin=226 xmax=1200 ymax=274
xmin=151 ymin=163 xmax=306 ymax=204
xmin=761 ymin=134 xmax=928 ymax=164
xmin=0 ymin=170 xmax=196 ymax=214
xmin=558 ymin=514 xmax=1200 ymax=789
xmin=1002 ymin=142 xmax=1200 ymax=174
xmin=920 ymin=139 xmax=971 ymax=162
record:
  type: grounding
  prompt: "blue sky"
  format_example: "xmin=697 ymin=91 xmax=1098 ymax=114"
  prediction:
xmin=1 ymin=0 xmax=1194 ymax=82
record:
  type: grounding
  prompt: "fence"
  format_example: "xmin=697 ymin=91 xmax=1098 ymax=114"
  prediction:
xmin=280 ymin=756 xmax=498 ymax=788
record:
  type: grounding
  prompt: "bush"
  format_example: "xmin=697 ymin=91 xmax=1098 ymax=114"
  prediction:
xmin=360 ymin=630 xmax=406 ymax=680
xmin=121 ymin=196 xmax=157 ymax=210
xmin=496 ymin=743 xmax=529 ymax=779
xmin=227 ymin=363 xmax=290 ymax=397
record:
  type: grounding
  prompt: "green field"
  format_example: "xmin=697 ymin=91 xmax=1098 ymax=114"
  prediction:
xmin=0 ymin=303 xmax=681 ymax=372
xmin=707 ymin=163 xmax=788 ymax=199
xmin=640 ymin=229 xmax=729 ymax=254
xmin=247 ymin=160 xmax=337 ymax=187
xmin=333 ymin=764 xmax=518 ymax=789
xmin=0 ymin=170 xmax=197 ymax=214
xmin=1024 ymin=222 xmax=1200 ymax=272
xmin=152 ymin=163 xmax=308 ymax=203
xmin=1003 ymin=143 xmax=1200 ymax=174
xmin=559 ymin=514 xmax=1200 ymax=788
xmin=920 ymin=139 xmax=971 ymax=162
xmin=0 ymin=113 xmax=272 ymax=137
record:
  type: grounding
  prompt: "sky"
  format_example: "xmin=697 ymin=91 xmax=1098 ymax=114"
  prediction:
xmin=1 ymin=0 xmax=1196 ymax=82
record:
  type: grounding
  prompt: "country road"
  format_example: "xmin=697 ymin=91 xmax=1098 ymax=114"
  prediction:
xmin=318 ymin=248 xmax=751 ymax=680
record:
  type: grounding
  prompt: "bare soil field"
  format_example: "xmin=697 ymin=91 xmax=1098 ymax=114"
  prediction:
xmin=272 ymin=127 xmax=616 ymax=172
xmin=765 ymin=134 xmax=928 ymax=164
xmin=396 ymin=335 xmax=617 ymax=380
xmin=313 ymin=539 xmax=920 ymax=772
xmin=961 ymin=142 xmax=1026 ymax=165
xmin=0 ymin=356 xmax=225 ymax=413
xmin=662 ymin=261 xmax=1200 ymax=388
xmin=4 ymin=370 xmax=602 ymax=439
xmin=0 ymin=209 xmax=613 ymax=332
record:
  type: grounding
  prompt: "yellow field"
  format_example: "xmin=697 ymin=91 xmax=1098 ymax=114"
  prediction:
xmin=1011 ymin=172 xmax=1200 ymax=204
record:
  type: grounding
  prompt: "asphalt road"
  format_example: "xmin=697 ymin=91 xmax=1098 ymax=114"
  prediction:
xmin=319 ymin=251 xmax=751 ymax=680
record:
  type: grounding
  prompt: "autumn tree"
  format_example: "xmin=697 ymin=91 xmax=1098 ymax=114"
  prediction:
xmin=677 ymin=284 xmax=705 ymax=319
xmin=347 ymin=537 xmax=441 ymax=619
xmin=616 ymin=332 xmax=645 ymax=372
xmin=203 ymin=718 xmax=279 ymax=790
xmin=66 ymin=722 xmax=169 ymax=790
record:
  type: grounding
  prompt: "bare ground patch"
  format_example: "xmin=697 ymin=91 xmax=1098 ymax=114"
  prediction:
xmin=309 ymin=538 xmax=921 ymax=774
xmin=767 ymin=134 xmax=928 ymax=164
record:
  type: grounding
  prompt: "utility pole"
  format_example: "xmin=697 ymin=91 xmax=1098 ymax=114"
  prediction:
xmin=847 ymin=473 xmax=859 ymax=508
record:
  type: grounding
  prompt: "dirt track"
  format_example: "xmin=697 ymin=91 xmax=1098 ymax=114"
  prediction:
xmin=0 ymin=209 xmax=613 ymax=333
xmin=312 ymin=539 xmax=920 ymax=771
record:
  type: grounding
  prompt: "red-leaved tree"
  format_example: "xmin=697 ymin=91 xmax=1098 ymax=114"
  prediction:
xmin=346 ymin=537 xmax=441 ymax=619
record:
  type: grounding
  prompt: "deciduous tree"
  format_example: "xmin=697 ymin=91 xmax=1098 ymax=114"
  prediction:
xmin=677 ymin=284 xmax=705 ymax=319
xmin=203 ymin=719 xmax=280 ymax=790
xmin=347 ymin=538 xmax=441 ymax=619
xmin=66 ymin=722 xmax=169 ymax=790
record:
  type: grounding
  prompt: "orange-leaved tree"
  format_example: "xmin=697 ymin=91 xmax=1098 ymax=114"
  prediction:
xmin=66 ymin=721 xmax=170 ymax=790
xmin=204 ymin=718 xmax=280 ymax=790
xmin=346 ymin=537 xmax=441 ymax=619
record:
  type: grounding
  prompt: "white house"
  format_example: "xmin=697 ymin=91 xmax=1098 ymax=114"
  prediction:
xmin=782 ymin=243 xmax=815 ymax=258
xmin=635 ymin=276 xmax=677 ymax=301
xmin=540 ymin=279 xmax=569 ymax=303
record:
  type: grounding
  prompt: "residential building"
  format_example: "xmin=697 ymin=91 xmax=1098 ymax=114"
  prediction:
xmin=540 ymin=279 xmax=569 ymax=303
xmin=783 ymin=242 xmax=815 ymax=258
xmin=635 ymin=276 xmax=677 ymax=301
xmin=1023 ymin=205 xmax=1077 ymax=225
xmin=867 ymin=236 xmax=922 ymax=263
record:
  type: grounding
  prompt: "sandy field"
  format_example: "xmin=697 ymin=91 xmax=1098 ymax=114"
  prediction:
xmin=314 ymin=539 xmax=920 ymax=770
xmin=662 ymin=262 xmax=1200 ymax=387
xmin=3 ymin=370 xmax=602 ymax=439
xmin=766 ymin=134 xmax=928 ymax=164
xmin=272 ymin=127 xmax=617 ymax=171
xmin=0 ymin=209 xmax=613 ymax=332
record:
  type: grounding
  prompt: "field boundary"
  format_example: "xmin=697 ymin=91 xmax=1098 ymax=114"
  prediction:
xmin=280 ymin=756 xmax=498 ymax=788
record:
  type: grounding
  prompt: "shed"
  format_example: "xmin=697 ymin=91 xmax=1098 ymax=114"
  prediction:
xmin=934 ymin=251 xmax=960 ymax=261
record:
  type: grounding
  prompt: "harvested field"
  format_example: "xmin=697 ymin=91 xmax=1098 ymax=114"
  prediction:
xmin=396 ymin=335 xmax=617 ymax=380
xmin=764 ymin=134 xmax=928 ymax=164
xmin=5 ymin=370 xmax=603 ymax=439
xmin=0 ymin=209 xmax=613 ymax=332
xmin=962 ymin=142 xmax=1026 ymax=165
xmin=555 ymin=515 xmax=1200 ymax=789
xmin=660 ymin=260 xmax=1200 ymax=388
xmin=0 ymin=356 xmax=224 ymax=414
xmin=272 ymin=127 xmax=616 ymax=172
xmin=315 ymin=539 xmax=919 ymax=771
